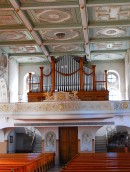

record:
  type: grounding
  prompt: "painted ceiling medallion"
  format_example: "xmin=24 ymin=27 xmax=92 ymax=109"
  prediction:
xmin=52 ymin=44 xmax=80 ymax=51
xmin=0 ymin=31 xmax=27 ymax=40
xmin=36 ymin=9 xmax=71 ymax=23
xmin=97 ymin=28 xmax=126 ymax=36
xmin=41 ymin=29 xmax=79 ymax=40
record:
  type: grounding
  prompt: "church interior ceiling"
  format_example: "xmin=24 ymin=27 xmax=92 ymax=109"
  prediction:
xmin=0 ymin=0 xmax=130 ymax=63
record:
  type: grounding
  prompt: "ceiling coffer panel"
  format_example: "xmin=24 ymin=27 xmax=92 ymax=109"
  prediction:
xmin=13 ymin=56 xmax=46 ymax=63
xmin=48 ymin=44 xmax=84 ymax=52
xmin=27 ymin=8 xmax=81 ymax=24
xmin=1 ymin=45 xmax=41 ymax=53
xmin=0 ymin=11 xmax=23 ymax=25
xmin=88 ymin=5 xmax=130 ymax=21
xmin=90 ymin=42 xmax=130 ymax=51
xmin=0 ymin=31 xmax=34 ymax=41
xmin=39 ymin=28 xmax=83 ymax=40
xmin=89 ymin=27 xmax=130 ymax=38
xmin=91 ymin=52 xmax=126 ymax=61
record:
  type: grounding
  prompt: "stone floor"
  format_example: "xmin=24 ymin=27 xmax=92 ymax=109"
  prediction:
xmin=47 ymin=165 xmax=63 ymax=172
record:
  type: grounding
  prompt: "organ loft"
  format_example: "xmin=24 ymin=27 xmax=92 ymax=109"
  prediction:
xmin=27 ymin=56 xmax=109 ymax=102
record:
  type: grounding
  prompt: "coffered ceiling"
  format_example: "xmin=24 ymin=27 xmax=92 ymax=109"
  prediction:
xmin=0 ymin=0 xmax=130 ymax=63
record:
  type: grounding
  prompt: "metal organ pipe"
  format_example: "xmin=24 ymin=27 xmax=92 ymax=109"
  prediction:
xmin=43 ymin=56 xmax=106 ymax=93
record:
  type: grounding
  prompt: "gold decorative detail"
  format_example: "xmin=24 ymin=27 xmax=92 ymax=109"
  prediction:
xmin=122 ymin=102 xmax=128 ymax=109
xmin=59 ymin=104 xmax=64 ymax=110
xmin=1 ymin=105 xmax=7 ymax=112
xmin=58 ymin=92 xmax=65 ymax=100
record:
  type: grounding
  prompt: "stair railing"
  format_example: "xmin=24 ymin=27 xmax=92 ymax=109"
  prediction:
xmin=31 ymin=128 xmax=36 ymax=152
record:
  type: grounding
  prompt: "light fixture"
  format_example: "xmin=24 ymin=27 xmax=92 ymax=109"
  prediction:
xmin=55 ymin=32 xmax=65 ymax=39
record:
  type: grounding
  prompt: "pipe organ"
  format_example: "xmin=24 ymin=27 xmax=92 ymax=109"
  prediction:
xmin=28 ymin=56 xmax=109 ymax=102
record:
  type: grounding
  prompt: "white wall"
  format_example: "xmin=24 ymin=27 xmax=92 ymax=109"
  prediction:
xmin=7 ymin=130 xmax=16 ymax=153
xmin=19 ymin=63 xmax=50 ymax=101
xmin=9 ymin=58 xmax=19 ymax=102
xmin=0 ymin=129 xmax=4 ymax=142
xmin=93 ymin=60 xmax=125 ymax=100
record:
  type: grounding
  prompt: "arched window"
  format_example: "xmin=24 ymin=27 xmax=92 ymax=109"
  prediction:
xmin=107 ymin=73 xmax=117 ymax=83
xmin=107 ymin=70 xmax=121 ymax=100
xmin=22 ymin=72 xmax=39 ymax=102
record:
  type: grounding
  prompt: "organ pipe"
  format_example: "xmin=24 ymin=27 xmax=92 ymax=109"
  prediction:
xmin=29 ymin=56 xmax=107 ymax=93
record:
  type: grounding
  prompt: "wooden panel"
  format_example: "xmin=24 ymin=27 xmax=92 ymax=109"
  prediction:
xmin=59 ymin=127 xmax=78 ymax=164
xmin=28 ymin=90 xmax=109 ymax=102
xmin=27 ymin=92 xmax=46 ymax=102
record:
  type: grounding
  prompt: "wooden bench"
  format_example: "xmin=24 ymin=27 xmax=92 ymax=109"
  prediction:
xmin=60 ymin=153 xmax=130 ymax=172
xmin=0 ymin=153 xmax=55 ymax=172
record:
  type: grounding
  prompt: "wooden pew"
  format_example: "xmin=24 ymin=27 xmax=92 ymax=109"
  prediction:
xmin=60 ymin=153 xmax=130 ymax=172
xmin=0 ymin=153 xmax=55 ymax=172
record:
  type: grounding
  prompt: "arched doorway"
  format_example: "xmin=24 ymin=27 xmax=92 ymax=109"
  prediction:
xmin=7 ymin=127 xmax=42 ymax=153
xmin=95 ymin=125 xmax=130 ymax=153
xmin=107 ymin=126 xmax=129 ymax=152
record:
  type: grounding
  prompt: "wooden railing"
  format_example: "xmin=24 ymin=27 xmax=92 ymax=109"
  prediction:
xmin=0 ymin=153 xmax=55 ymax=172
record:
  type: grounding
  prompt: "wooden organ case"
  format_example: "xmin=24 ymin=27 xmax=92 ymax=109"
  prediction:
xmin=27 ymin=56 xmax=109 ymax=102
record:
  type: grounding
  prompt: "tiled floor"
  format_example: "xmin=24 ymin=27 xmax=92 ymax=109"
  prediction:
xmin=47 ymin=165 xmax=63 ymax=172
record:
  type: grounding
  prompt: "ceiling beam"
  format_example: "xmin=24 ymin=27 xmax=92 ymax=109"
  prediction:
xmin=9 ymin=52 xmax=44 ymax=57
xmin=91 ymin=50 xmax=127 ymax=54
xmin=88 ymin=20 xmax=130 ymax=28
xmin=86 ymin=0 xmax=130 ymax=7
xmin=0 ymin=25 xmax=27 ymax=31
xmin=50 ymin=51 xmax=86 ymax=56
xmin=0 ymin=23 xmax=82 ymax=31
xmin=9 ymin=0 xmax=50 ymax=61
xmin=90 ymin=37 xmax=130 ymax=43
xmin=43 ymin=39 xmax=84 ymax=45
xmin=0 ymin=4 xmax=13 ymax=10
xmin=21 ymin=2 xmax=79 ymax=10
xmin=79 ymin=0 xmax=90 ymax=59
xmin=34 ymin=23 xmax=82 ymax=30
xmin=0 ymin=40 xmax=36 ymax=46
